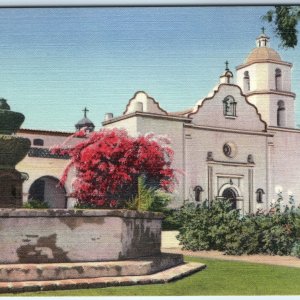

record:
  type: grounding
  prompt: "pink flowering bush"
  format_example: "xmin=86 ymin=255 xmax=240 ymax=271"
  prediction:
xmin=51 ymin=128 xmax=176 ymax=208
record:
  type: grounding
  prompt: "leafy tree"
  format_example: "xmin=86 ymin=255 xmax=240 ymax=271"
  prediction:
xmin=263 ymin=5 xmax=300 ymax=48
xmin=51 ymin=128 xmax=176 ymax=208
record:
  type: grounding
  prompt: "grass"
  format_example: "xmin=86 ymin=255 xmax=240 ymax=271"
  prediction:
xmin=3 ymin=256 xmax=300 ymax=296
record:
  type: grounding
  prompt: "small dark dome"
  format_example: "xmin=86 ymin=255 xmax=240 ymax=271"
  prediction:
xmin=75 ymin=107 xmax=95 ymax=132
xmin=75 ymin=117 xmax=95 ymax=131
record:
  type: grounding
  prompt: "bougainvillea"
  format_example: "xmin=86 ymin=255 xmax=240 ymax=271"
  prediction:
xmin=51 ymin=128 xmax=176 ymax=208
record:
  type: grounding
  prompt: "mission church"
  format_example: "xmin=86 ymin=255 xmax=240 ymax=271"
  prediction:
xmin=15 ymin=31 xmax=300 ymax=213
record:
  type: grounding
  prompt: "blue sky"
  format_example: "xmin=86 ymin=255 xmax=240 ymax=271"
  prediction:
xmin=1 ymin=6 xmax=300 ymax=131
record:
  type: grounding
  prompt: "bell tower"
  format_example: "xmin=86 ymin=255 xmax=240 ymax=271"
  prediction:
xmin=236 ymin=29 xmax=295 ymax=128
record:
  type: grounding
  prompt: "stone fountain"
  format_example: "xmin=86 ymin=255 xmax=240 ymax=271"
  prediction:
xmin=0 ymin=98 xmax=30 ymax=207
xmin=0 ymin=99 xmax=206 ymax=294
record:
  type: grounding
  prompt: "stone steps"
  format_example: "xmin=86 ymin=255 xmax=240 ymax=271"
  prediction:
xmin=0 ymin=262 xmax=206 ymax=294
xmin=0 ymin=253 xmax=184 ymax=282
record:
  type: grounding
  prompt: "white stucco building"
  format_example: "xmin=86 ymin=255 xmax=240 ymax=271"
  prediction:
xmin=102 ymin=32 xmax=300 ymax=212
xmin=15 ymin=32 xmax=300 ymax=212
xmin=15 ymin=111 xmax=95 ymax=208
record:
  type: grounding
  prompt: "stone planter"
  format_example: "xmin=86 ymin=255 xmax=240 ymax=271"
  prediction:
xmin=0 ymin=209 xmax=163 ymax=264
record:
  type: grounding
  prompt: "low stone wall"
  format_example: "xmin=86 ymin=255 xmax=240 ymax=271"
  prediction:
xmin=0 ymin=209 xmax=163 ymax=264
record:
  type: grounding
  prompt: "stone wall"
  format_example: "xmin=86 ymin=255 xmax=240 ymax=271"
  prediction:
xmin=0 ymin=209 xmax=163 ymax=264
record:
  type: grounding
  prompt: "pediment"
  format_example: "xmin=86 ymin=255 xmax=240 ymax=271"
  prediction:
xmin=188 ymin=84 xmax=267 ymax=132
xmin=123 ymin=91 xmax=167 ymax=115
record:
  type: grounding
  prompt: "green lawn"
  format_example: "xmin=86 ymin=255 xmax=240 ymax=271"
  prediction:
xmin=3 ymin=256 xmax=300 ymax=296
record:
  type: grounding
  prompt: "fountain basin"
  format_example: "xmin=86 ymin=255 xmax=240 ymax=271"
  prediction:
xmin=0 ymin=109 xmax=25 ymax=135
xmin=0 ymin=209 xmax=163 ymax=264
xmin=0 ymin=135 xmax=31 ymax=168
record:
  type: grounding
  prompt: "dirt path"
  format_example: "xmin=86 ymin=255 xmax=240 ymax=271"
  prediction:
xmin=162 ymin=248 xmax=300 ymax=269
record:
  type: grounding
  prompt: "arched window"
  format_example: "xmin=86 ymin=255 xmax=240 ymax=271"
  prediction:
xmin=33 ymin=138 xmax=44 ymax=146
xmin=256 ymin=188 xmax=265 ymax=203
xmin=223 ymin=96 xmax=237 ymax=117
xmin=193 ymin=185 xmax=203 ymax=202
xmin=277 ymin=100 xmax=286 ymax=127
xmin=243 ymin=71 xmax=250 ymax=92
xmin=275 ymin=68 xmax=282 ymax=90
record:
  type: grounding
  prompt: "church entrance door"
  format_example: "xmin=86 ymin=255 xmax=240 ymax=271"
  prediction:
xmin=222 ymin=187 xmax=237 ymax=210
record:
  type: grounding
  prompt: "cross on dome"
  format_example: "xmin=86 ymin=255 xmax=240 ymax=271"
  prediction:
xmin=83 ymin=107 xmax=89 ymax=118
xmin=75 ymin=107 xmax=95 ymax=132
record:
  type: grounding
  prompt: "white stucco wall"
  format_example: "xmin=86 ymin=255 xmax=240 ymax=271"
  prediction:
xmin=103 ymin=114 xmax=187 ymax=207
xmin=237 ymin=63 xmax=268 ymax=92
xmin=236 ymin=61 xmax=294 ymax=128
xmin=134 ymin=115 xmax=186 ymax=207
xmin=268 ymin=128 xmax=300 ymax=207
xmin=246 ymin=93 xmax=295 ymax=128
xmin=124 ymin=91 xmax=167 ymax=115
xmin=236 ymin=62 xmax=291 ymax=93
xmin=102 ymin=83 xmax=273 ymax=211
xmin=190 ymin=84 xmax=266 ymax=132
xmin=16 ymin=156 xmax=70 ymax=202
xmin=183 ymin=125 xmax=269 ymax=214
xmin=103 ymin=116 xmax=138 ymax=136
xmin=15 ymin=131 xmax=81 ymax=207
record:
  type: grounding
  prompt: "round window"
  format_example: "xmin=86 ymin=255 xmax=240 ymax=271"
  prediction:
xmin=223 ymin=142 xmax=237 ymax=158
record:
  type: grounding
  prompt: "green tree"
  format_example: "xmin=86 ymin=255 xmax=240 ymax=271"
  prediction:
xmin=263 ymin=5 xmax=300 ymax=48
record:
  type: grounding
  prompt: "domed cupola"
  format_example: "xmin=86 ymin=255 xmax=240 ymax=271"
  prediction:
xmin=75 ymin=107 xmax=95 ymax=132
xmin=245 ymin=28 xmax=282 ymax=64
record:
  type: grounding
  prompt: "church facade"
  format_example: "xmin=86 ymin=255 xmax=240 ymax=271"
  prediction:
xmin=15 ymin=32 xmax=300 ymax=212
xmin=102 ymin=32 xmax=300 ymax=212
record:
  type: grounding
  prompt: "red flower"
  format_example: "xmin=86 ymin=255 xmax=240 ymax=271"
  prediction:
xmin=55 ymin=128 xmax=177 ymax=207
xmin=110 ymin=200 xmax=117 ymax=208
xmin=96 ymin=199 xmax=105 ymax=206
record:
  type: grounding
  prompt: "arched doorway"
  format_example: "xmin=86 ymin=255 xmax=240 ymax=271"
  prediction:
xmin=222 ymin=187 xmax=238 ymax=210
xmin=28 ymin=176 xmax=66 ymax=208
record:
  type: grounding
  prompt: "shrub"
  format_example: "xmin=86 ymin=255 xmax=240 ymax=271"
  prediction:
xmin=223 ymin=215 xmax=260 ymax=255
xmin=23 ymin=199 xmax=49 ymax=209
xmin=291 ymin=241 xmax=300 ymax=258
xmin=176 ymin=199 xmax=241 ymax=252
xmin=51 ymin=128 xmax=176 ymax=208
xmin=259 ymin=196 xmax=298 ymax=255
xmin=295 ymin=209 xmax=300 ymax=239
xmin=176 ymin=195 xmax=300 ymax=256
xmin=162 ymin=209 xmax=181 ymax=231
